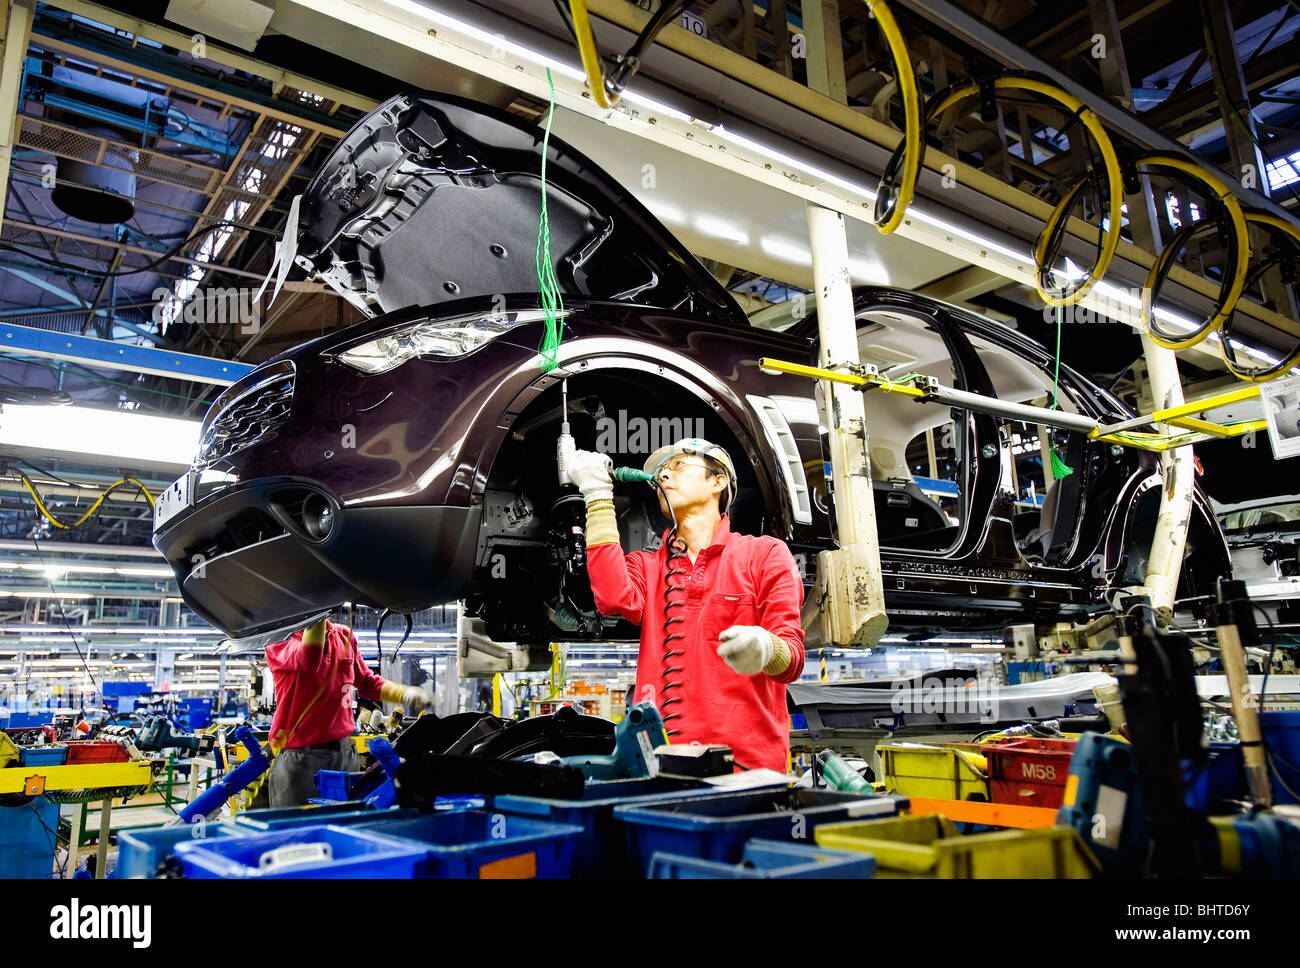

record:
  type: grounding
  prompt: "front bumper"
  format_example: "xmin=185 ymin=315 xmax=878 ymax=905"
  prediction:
xmin=153 ymin=478 xmax=481 ymax=638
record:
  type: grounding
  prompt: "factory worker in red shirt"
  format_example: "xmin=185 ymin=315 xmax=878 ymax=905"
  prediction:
xmin=264 ymin=618 xmax=433 ymax=806
xmin=568 ymin=438 xmax=805 ymax=773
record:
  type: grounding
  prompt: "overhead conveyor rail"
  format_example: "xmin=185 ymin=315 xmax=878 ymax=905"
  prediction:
xmin=757 ymin=357 xmax=1268 ymax=453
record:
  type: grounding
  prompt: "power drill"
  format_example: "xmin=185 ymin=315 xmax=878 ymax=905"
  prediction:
xmin=555 ymin=378 xmax=657 ymax=487
xmin=560 ymin=701 xmax=667 ymax=780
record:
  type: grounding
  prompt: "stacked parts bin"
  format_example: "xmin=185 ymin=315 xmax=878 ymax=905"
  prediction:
xmin=172 ymin=825 xmax=431 ymax=878
xmin=983 ymin=737 xmax=1076 ymax=809
xmin=648 ymin=838 xmax=876 ymax=878
xmin=235 ymin=802 xmax=413 ymax=832
xmin=18 ymin=745 xmax=68 ymax=766
xmin=356 ymin=810 xmax=583 ymax=878
xmin=116 ymin=824 xmax=242 ymax=879
xmin=815 ymin=813 xmax=1100 ymax=877
xmin=614 ymin=787 xmax=907 ymax=875
xmin=490 ymin=775 xmax=719 ymax=876
xmin=63 ymin=741 xmax=129 ymax=764
xmin=877 ymin=744 xmax=989 ymax=801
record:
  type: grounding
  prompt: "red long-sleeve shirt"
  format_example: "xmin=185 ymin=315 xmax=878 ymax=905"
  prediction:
xmin=586 ymin=515 xmax=805 ymax=772
xmin=265 ymin=621 xmax=386 ymax=749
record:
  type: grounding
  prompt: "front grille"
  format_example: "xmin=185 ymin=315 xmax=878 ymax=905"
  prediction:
xmin=196 ymin=366 xmax=295 ymax=469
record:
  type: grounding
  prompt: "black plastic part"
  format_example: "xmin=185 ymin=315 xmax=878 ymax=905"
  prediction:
xmin=296 ymin=92 xmax=746 ymax=326
xmin=1116 ymin=627 xmax=1213 ymax=877
xmin=656 ymin=745 xmax=734 ymax=778
xmin=393 ymin=755 xmax=586 ymax=809
xmin=155 ymin=484 xmax=481 ymax=638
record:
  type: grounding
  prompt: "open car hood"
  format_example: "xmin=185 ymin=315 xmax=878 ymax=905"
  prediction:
xmin=295 ymin=91 xmax=747 ymax=327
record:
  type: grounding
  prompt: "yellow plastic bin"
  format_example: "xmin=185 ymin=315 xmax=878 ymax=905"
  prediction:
xmin=877 ymin=744 xmax=989 ymax=802
xmin=814 ymin=813 xmax=1100 ymax=878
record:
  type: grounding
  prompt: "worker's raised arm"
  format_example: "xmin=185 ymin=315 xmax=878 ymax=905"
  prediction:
xmin=571 ymin=449 xmax=649 ymax=624
xmin=302 ymin=617 xmax=328 ymax=647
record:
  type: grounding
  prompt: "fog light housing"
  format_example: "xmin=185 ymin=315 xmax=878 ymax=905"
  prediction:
xmin=303 ymin=494 xmax=335 ymax=540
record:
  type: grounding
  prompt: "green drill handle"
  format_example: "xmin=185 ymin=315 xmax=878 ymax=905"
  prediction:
xmin=613 ymin=467 xmax=655 ymax=483
xmin=817 ymin=749 xmax=875 ymax=795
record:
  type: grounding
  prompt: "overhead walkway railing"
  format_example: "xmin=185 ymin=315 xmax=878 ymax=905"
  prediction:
xmin=758 ymin=357 xmax=1267 ymax=454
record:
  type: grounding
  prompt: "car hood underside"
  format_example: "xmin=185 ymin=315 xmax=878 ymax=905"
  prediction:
xmin=295 ymin=91 xmax=746 ymax=327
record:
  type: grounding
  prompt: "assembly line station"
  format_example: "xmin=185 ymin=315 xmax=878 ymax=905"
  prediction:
xmin=0 ymin=0 xmax=1298 ymax=894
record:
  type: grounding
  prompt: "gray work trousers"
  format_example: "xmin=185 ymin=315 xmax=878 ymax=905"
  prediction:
xmin=267 ymin=737 xmax=361 ymax=807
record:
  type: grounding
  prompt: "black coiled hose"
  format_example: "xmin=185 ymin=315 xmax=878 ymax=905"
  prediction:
xmin=651 ymin=479 xmax=688 ymax=737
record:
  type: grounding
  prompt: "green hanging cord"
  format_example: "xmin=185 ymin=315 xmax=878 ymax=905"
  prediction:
xmin=1049 ymin=301 xmax=1074 ymax=479
xmin=536 ymin=68 xmax=564 ymax=372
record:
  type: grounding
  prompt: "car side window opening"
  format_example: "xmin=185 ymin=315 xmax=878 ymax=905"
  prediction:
xmin=815 ymin=308 xmax=973 ymax=555
xmin=965 ymin=331 xmax=1091 ymax=565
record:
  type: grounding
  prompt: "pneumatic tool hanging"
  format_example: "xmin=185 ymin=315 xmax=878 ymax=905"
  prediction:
xmin=556 ymin=380 xmax=684 ymax=736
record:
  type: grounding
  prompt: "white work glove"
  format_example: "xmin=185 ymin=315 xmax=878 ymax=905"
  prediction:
xmin=569 ymin=449 xmax=614 ymax=503
xmin=400 ymin=685 xmax=434 ymax=714
xmin=717 ymin=625 xmax=775 ymax=676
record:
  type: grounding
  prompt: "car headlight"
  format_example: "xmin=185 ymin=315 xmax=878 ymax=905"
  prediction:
xmin=333 ymin=309 xmax=565 ymax=374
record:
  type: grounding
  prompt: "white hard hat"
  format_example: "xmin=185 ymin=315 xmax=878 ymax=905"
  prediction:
xmin=643 ymin=437 xmax=737 ymax=511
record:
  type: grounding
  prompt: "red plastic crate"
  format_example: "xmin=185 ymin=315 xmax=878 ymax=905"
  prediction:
xmin=3 ymin=726 xmax=57 ymax=745
xmin=63 ymin=740 xmax=129 ymax=764
xmin=984 ymin=738 xmax=1077 ymax=809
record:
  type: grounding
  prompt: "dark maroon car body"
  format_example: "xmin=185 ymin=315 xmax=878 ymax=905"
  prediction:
xmin=152 ymin=92 xmax=1230 ymax=643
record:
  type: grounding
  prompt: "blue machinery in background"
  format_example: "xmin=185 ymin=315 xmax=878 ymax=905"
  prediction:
xmin=0 ymin=320 xmax=251 ymax=385
xmin=177 ymin=725 xmax=270 ymax=823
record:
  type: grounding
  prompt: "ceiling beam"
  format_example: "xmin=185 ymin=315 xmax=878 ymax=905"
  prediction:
xmin=0 ymin=0 xmax=36 ymax=206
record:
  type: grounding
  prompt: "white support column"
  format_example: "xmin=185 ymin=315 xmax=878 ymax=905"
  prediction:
xmin=806 ymin=202 xmax=888 ymax=647
xmin=1138 ymin=333 xmax=1195 ymax=618
xmin=0 ymin=0 xmax=35 ymax=202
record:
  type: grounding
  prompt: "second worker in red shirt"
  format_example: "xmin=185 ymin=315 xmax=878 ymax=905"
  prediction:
xmin=568 ymin=437 xmax=805 ymax=773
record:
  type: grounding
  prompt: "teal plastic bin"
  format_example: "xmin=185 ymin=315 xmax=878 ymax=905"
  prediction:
xmin=490 ymin=776 xmax=720 ymax=877
xmin=18 ymin=745 xmax=67 ymax=766
xmin=615 ymin=787 xmax=907 ymax=876
xmin=116 ymin=823 xmax=241 ymax=878
xmin=172 ymin=824 xmax=430 ymax=878
xmin=648 ymin=838 xmax=877 ymax=878
xmin=357 ymin=810 xmax=583 ymax=878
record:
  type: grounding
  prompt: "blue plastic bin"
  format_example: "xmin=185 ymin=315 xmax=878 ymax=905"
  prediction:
xmin=357 ymin=810 xmax=583 ymax=878
xmin=116 ymin=823 xmax=241 ymax=879
xmin=1183 ymin=742 xmax=1246 ymax=811
xmin=18 ymin=744 xmax=67 ymax=766
xmin=491 ymin=776 xmax=718 ymax=877
xmin=615 ymin=787 xmax=907 ymax=876
xmin=235 ymin=802 xmax=413 ymax=832
xmin=648 ymin=838 xmax=877 ymax=879
xmin=1262 ymin=711 xmax=1300 ymax=805
xmin=172 ymin=824 xmax=430 ymax=878
xmin=314 ymin=770 xmax=367 ymax=802
xmin=0 ymin=796 xmax=60 ymax=878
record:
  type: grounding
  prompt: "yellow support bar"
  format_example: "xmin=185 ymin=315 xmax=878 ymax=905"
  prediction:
xmin=763 ymin=357 xmax=1264 ymax=453
xmin=0 ymin=760 xmax=151 ymax=794
xmin=1166 ymin=415 xmax=1240 ymax=438
xmin=758 ymin=357 xmax=929 ymax=397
